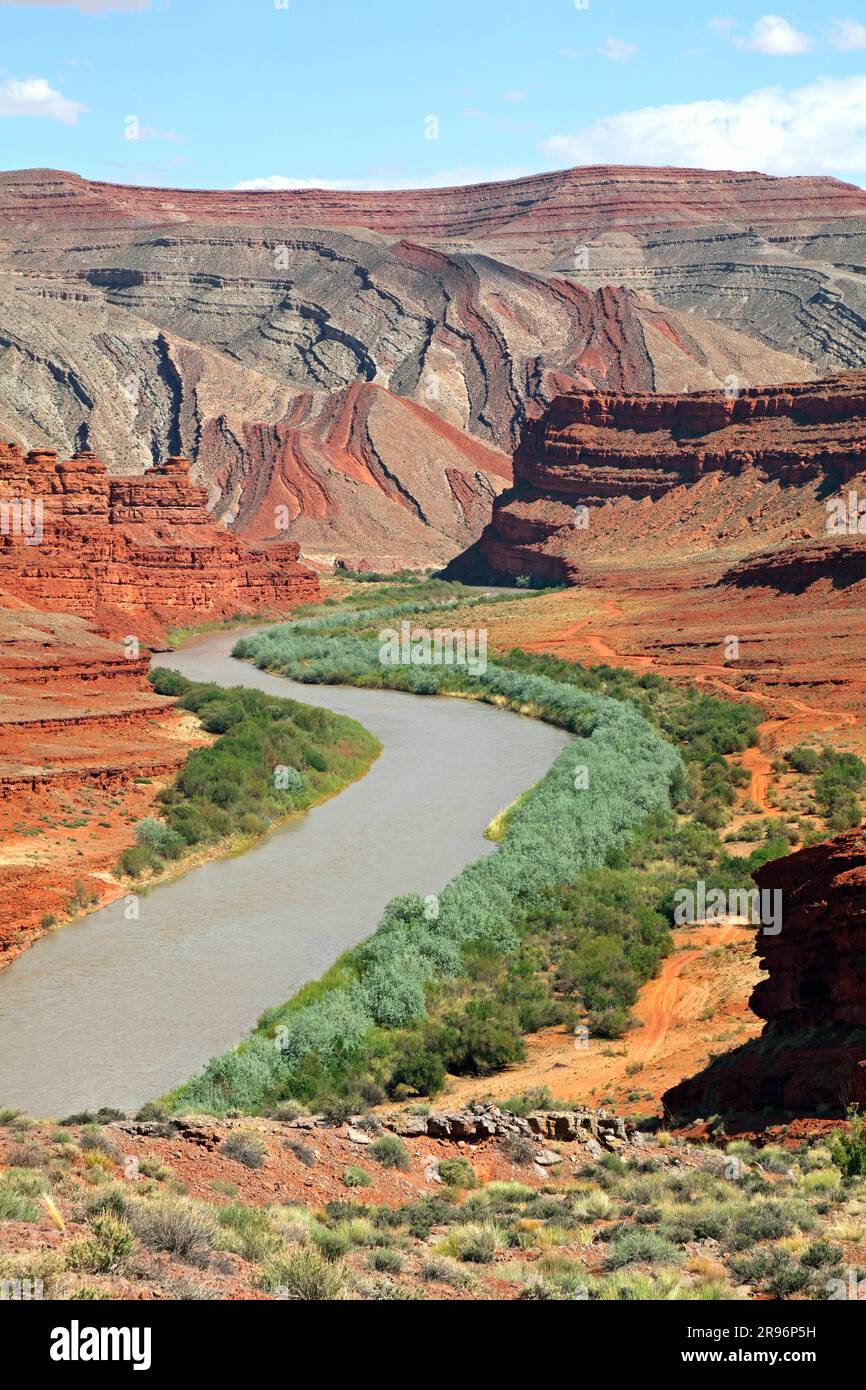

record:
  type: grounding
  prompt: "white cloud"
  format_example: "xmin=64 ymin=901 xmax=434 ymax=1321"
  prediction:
xmin=828 ymin=17 xmax=866 ymax=51
xmin=598 ymin=35 xmax=638 ymax=63
xmin=0 ymin=0 xmax=150 ymax=11
xmin=234 ymin=167 xmax=530 ymax=193
xmin=733 ymin=14 xmax=814 ymax=55
xmin=504 ymin=90 xmax=527 ymax=102
xmin=0 ymin=76 xmax=85 ymax=123
xmin=541 ymin=75 xmax=866 ymax=176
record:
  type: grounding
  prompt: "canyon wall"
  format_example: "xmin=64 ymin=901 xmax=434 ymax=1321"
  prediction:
xmin=665 ymin=832 xmax=866 ymax=1116
xmin=469 ymin=373 xmax=866 ymax=583
xmin=6 ymin=162 xmax=866 ymax=568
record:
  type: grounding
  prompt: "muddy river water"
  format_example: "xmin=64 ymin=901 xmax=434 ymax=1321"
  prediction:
xmin=0 ymin=627 xmax=569 ymax=1116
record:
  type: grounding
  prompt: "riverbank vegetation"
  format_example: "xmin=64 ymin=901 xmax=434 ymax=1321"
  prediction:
xmin=114 ymin=674 xmax=381 ymax=881
xmin=165 ymin=586 xmax=774 ymax=1117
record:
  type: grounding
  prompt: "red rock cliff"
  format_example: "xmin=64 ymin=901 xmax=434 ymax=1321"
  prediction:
xmin=0 ymin=442 xmax=320 ymax=640
xmin=468 ymin=373 xmax=866 ymax=584
xmin=664 ymin=831 xmax=866 ymax=1117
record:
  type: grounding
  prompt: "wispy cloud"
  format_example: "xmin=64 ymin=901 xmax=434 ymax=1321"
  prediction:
xmin=542 ymin=75 xmax=866 ymax=176
xmin=732 ymin=14 xmax=814 ymax=55
xmin=828 ymin=17 xmax=866 ymax=51
xmin=0 ymin=0 xmax=150 ymax=11
xmin=598 ymin=35 xmax=638 ymax=64
xmin=0 ymin=75 xmax=85 ymax=123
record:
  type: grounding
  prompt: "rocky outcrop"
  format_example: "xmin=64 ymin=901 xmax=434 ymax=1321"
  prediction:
xmin=469 ymin=374 xmax=866 ymax=584
xmin=383 ymin=1102 xmax=640 ymax=1151
xmin=664 ymin=832 xmax=866 ymax=1118
xmin=0 ymin=442 xmax=319 ymax=638
xmin=723 ymin=538 xmax=866 ymax=592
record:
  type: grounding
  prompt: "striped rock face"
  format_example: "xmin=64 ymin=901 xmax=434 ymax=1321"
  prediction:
xmin=3 ymin=163 xmax=865 ymax=570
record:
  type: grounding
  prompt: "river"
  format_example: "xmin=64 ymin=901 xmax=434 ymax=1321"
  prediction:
xmin=0 ymin=627 xmax=569 ymax=1117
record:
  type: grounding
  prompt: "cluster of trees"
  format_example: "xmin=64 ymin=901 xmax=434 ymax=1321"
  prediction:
xmin=115 ymin=671 xmax=380 ymax=879
xmin=785 ymin=744 xmax=866 ymax=831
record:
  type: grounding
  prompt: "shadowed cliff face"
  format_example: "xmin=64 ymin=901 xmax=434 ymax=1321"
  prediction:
xmin=664 ymin=832 xmax=866 ymax=1120
xmin=5 ymin=162 xmax=866 ymax=568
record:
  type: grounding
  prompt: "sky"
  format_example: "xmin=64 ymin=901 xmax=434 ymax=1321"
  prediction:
xmin=1 ymin=0 xmax=866 ymax=190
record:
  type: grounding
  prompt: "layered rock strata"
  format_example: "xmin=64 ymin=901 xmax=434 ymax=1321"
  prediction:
xmin=472 ymin=373 xmax=866 ymax=583
xmin=0 ymin=442 xmax=319 ymax=638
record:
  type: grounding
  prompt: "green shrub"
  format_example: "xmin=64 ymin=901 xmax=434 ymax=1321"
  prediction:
xmin=260 ymin=1248 xmax=345 ymax=1299
xmin=830 ymin=1109 xmax=866 ymax=1177
xmin=437 ymin=1157 xmax=477 ymax=1190
xmin=369 ymin=1136 xmax=410 ymax=1171
xmin=68 ymin=1212 xmax=135 ymax=1273
xmin=435 ymin=1000 xmax=525 ymax=1076
xmin=388 ymin=1042 xmax=446 ymax=1097
xmin=604 ymin=1229 xmax=682 ymax=1269
xmin=368 ymin=1247 xmax=404 ymax=1273
xmin=343 ymin=1166 xmax=373 ymax=1189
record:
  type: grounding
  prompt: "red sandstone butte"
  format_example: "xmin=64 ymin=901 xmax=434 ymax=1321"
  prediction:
xmin=0 ymin=443 xmax=320 ymax=641
xmin=467 ymin=372 xmax=866 ymax=585
xmin=664 ymin=831 xmax=866 ymax=1118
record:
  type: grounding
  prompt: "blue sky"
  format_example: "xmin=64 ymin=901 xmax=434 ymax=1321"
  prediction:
xmin=1 ymin=0 xmax=865 ymax=189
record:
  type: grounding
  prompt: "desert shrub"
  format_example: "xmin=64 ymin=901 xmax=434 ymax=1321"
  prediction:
xmin=116 ymin=844 xmax=157 ymax=879
xmin=723 ymin=1200 xmax=812 ymax=1250
xmin=214 ymin=1204 xmax=279 ymax=1262
xmin=502 ymin=1135 xmax=537 ymax=1167
xmin=259 ymin=1248 xmax=344 ymax=1300
xmin=387 ymin=1042 xmax=446 ymax=1098
xmin=400 ymin=1194 xmax=459 ymax=1239
xmin=786 ymin=745 xmax=820 ymax=775
xmin=419 ymin=1254 xmax=476 ymax=1288
xmin=67 ymin=1212 xmax=135 ymax=1273
xmin=131 ymin=1200 xmax=212 ymax=1264
xmin=802 ymin=1240 xmax=842 ymax=1268
xmin=321 ymin=1096 xmax=354 ymax=1126
xmin=369 ymin=1136 xmax=410 ymax=1171
xmin=368 ymin=1247 xmax=403 ymax=1273
xmin=311 ymin=1226 xmax=353 ymax=1262
xmin=80 ymin=1131 xmax=122 ymax=1163
xmin=0 ymin=1181 xmax=40 ymax=1222
xmin=435 ymin=1000 xmax=525 ymax=1076
xmin=343 ymin=1166 xmax=373 ymax=1189
xmin=437 ymin=1221 xmax=505 ymax=1264
xmin=285 ymin=1139 xmax=317 ymax=1168
xmin=138 ymin=1156 xmax=171 ymax=1182
xmin=437 ymin=1157 xmax=477 ymax=1190
xmin=134 ymin=817 xmax=185 ymax=861
xmin=604 ymin=1229 xmax=682 ymax=1269
xmin=830 ymin=1109 xmax=866 ymax=1177
xmin=273 ymin=1099 xmax=309 ymax=1122
xmin=135 ymin=1102 xmax=170 ymax=1124
xmin=149 ymin=668 xmax=189 ymax=696
xmin=220 ymin=1132 xmax=267 ymax=1169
